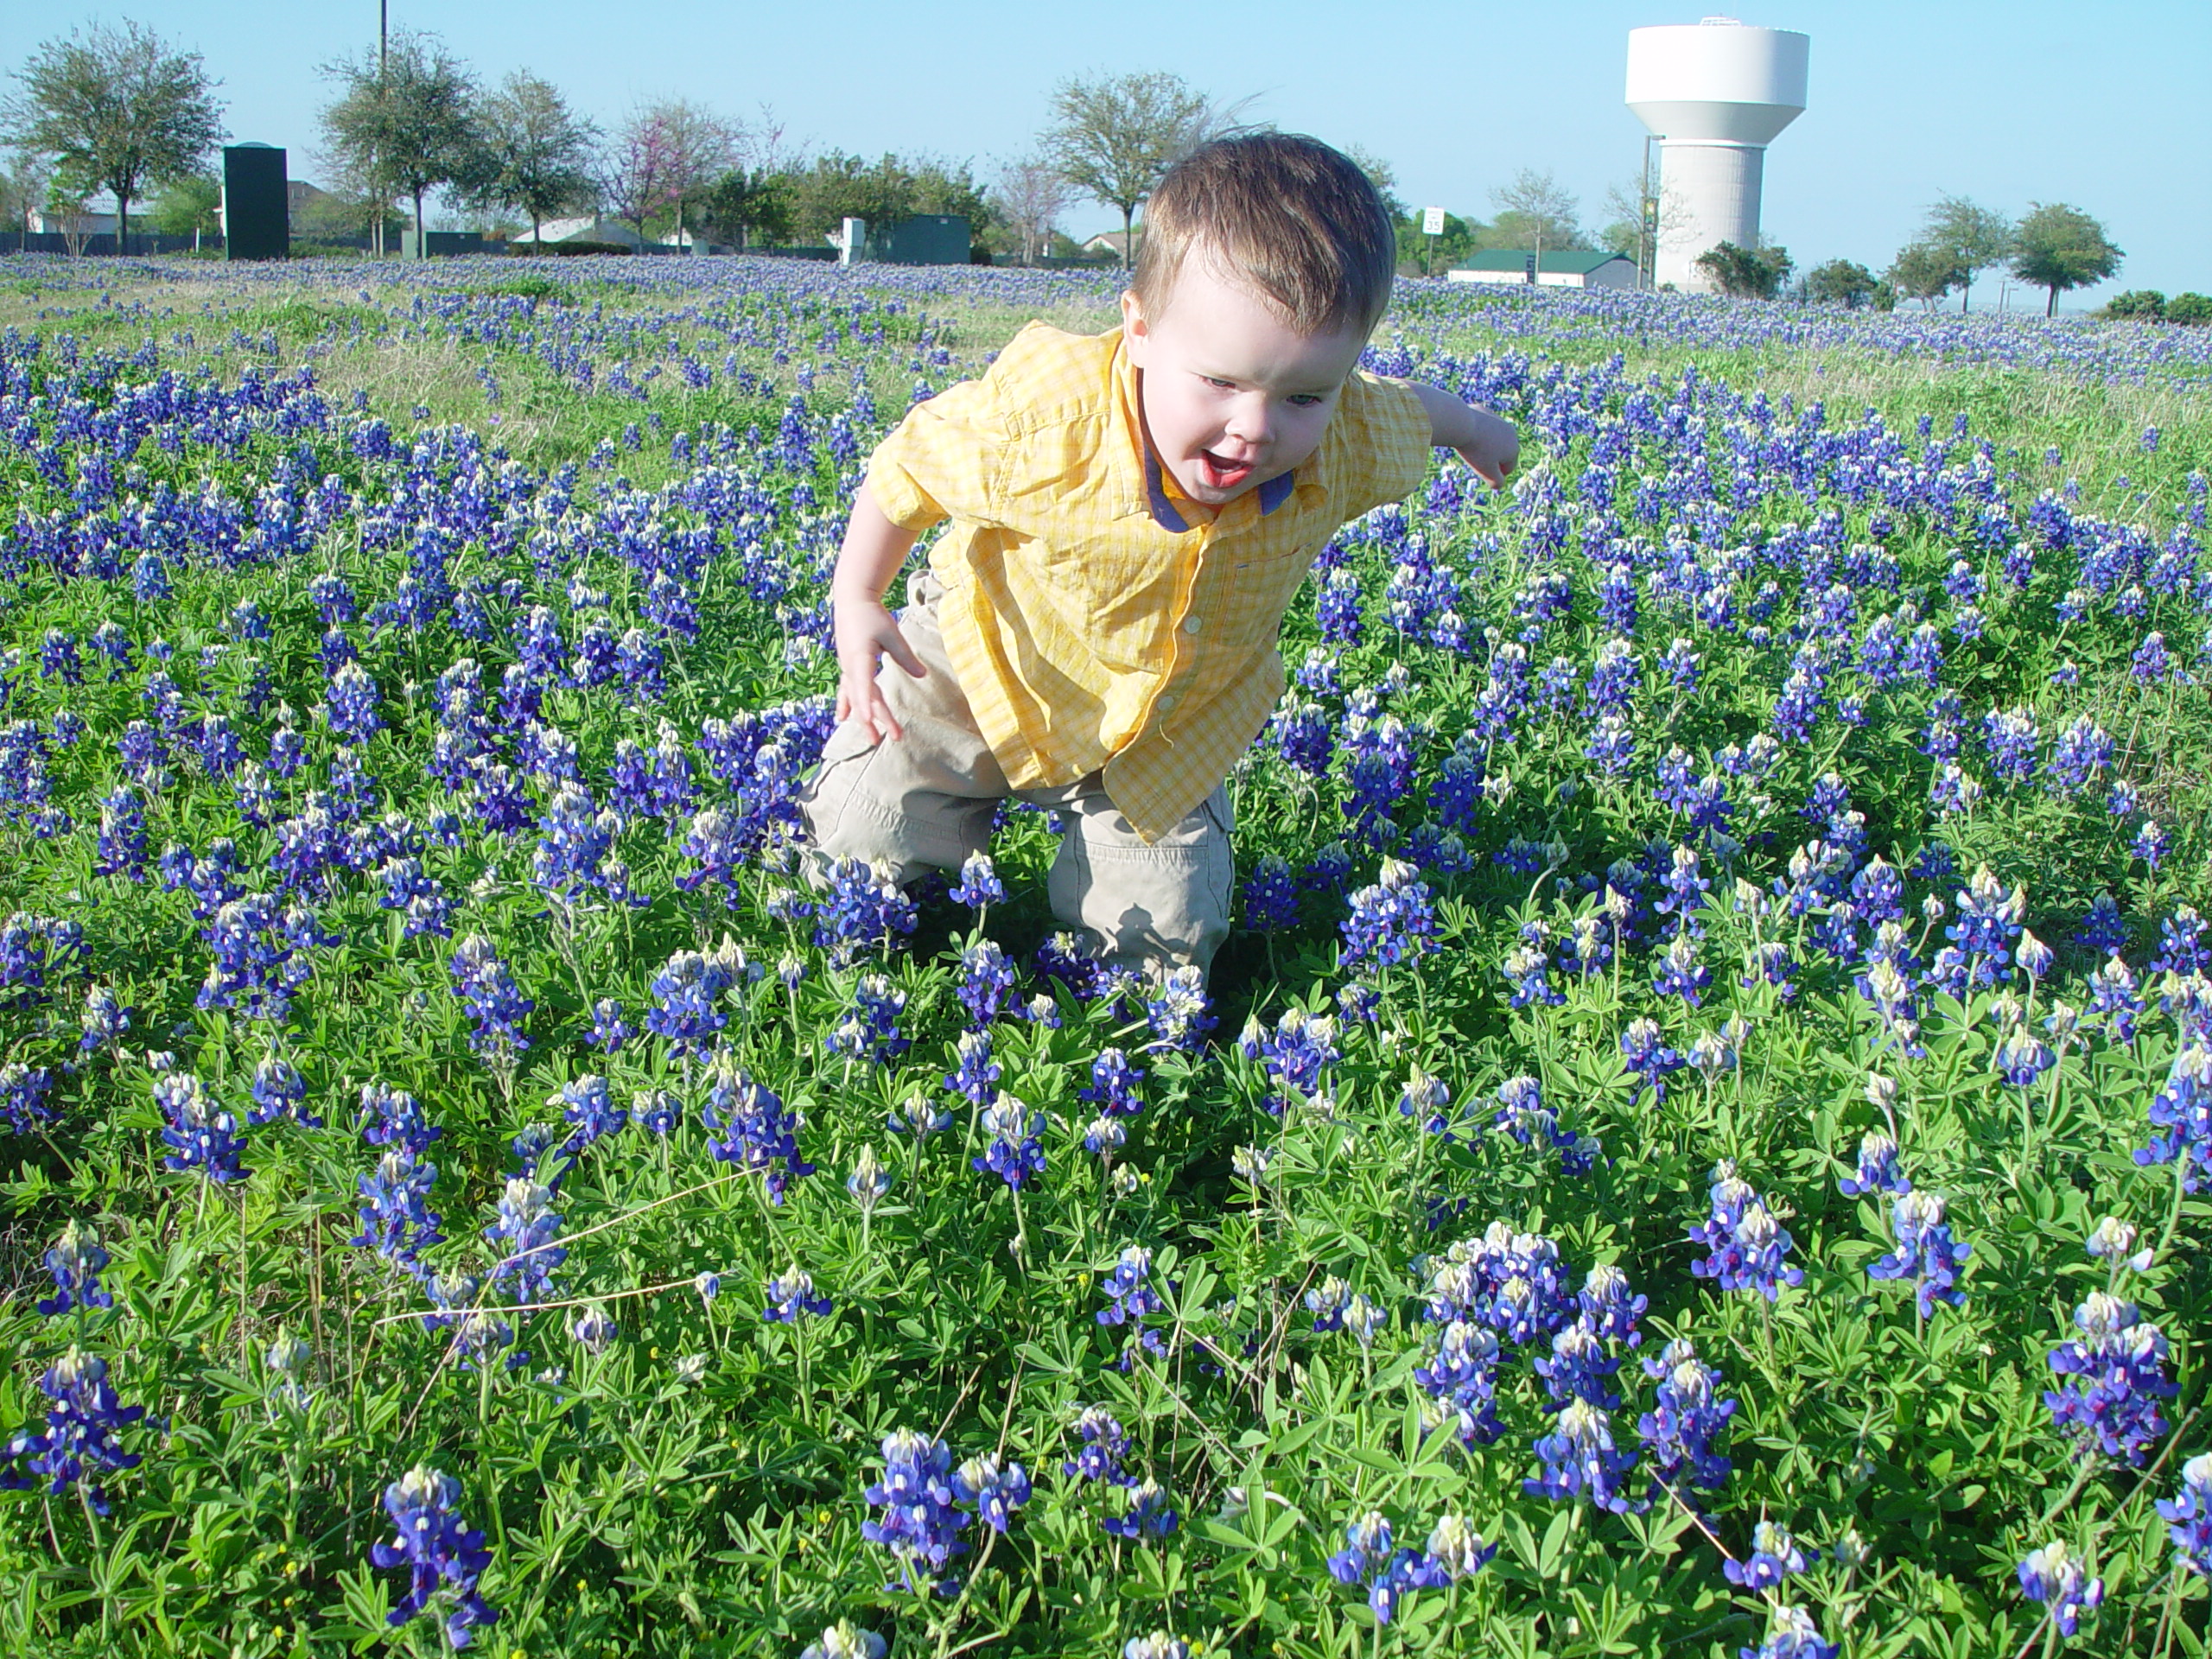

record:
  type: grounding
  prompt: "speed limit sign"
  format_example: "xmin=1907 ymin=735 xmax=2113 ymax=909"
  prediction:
xmin=1421 ymin=206 xmax=1446 ymax=236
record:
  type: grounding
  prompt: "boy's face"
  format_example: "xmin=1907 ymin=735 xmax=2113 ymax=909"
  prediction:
xmin=1121 ymin=257 xmax=1370 ymax=510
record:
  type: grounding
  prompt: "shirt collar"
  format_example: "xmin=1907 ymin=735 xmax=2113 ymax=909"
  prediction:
xmin=1111 ymin=328 xmax=1297 ymax=533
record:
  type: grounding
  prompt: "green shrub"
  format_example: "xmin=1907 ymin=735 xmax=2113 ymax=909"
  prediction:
xmin=2104 ymin=289 xmax=2167 ymax=321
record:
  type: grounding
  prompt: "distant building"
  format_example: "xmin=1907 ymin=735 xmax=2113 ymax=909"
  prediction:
xmin=534 ymin=213 xmax=649 ymax=251
xmin=1446 ymin=250 xmax=1638 ymax=289
xmin=287 ymin=181 xmax=328 ymax=218
xmin=28 ymin=208 xmax=117 ymax=236
xmin=1081 ymin=229 xmax=1140 ymax=260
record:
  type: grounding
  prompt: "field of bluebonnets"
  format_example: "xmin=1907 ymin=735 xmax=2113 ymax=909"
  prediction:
xmin=0 ymin=250 xmax=2209 ymax=1659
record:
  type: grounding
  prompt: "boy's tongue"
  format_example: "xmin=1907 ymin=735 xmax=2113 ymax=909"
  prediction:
xmin=1198 ymin=449 xmax=1252 ymax=490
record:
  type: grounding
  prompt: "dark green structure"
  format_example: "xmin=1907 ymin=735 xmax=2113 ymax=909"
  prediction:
xmin=223 ymin=145 xmax=289 ymax=261
xmin=865 ymin=214 xmax=970 ymax=265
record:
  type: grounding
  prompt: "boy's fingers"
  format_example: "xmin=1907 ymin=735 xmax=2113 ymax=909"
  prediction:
xmin=880 ymin=627 xmax=928 ymax=680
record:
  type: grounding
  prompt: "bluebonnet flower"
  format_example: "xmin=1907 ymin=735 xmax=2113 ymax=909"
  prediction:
xmin=484 ymin=1178 xmax=564 ymax=1305
xmin=1994 ymin=1024 xmax=2056 ymax=1088
xmin=1725 ymin=1520 xmax=1815 ymax=1591
xmin=353 ymin=1150 xmax=444 ymax=1273
xmin=2086 ymin=1216 xmax=2155 ymax=1274
xmin=2133 ymin=819 xmax=2171 ymax=872
xmin=449 ymin=935 xmax=532 ymax=1062
xmin=1502 ymin=938 xmax=1561 ymax=1008
xmin=847 ymin=1144 xmax=893 ymax=1214
xmin=1578 ymin=1264 xmax=1646 ymax=1347
xmin=569 ymin=1303 xmax=616 ymax=1354
xmin=862 ymin=1428 xmax=967 ymax=1592
xmin=156 ymin=1071 xmax=248 ymax=1184
xmin=803 ymin=1622 xmax=888 ymax=1659
xmin=950 ymin=851 xmax=1004 ymax=910
xmin=814 ymin=856 xmax=917 ymax=966
xmin=1415 ymin=1319 xmax=1505 ymax=1446
xmin=1121 ymin=1637 xmax=1187 ymax=1659
xmin=645 ymin=948 xmax=735 ymax=1059
xmin=2017 ymin=1541 xmax=2102 ymax=1638
xmin=1738 ymin=1605 xmax=1837 ymax=1659
xmin=1398 ymin=1066 xmax=1452 ymax=1135
xmin=1535 ymin=1321 xmax=1622 ymax=1411
xmin=891 ymin=1091 xmax=954 ymax=1144
xmin=1271 ymin=696 xmax=1333 ymax=777
xmin=369 ymin=1465 xmax=499 ymax=1649
xmin=554 ymin=1073 xmax=626 ymax=1155
xmin=1098 ymin=1245 xmax=1165 ymax=1331
xmin=1655 ymin=845 xmax=1710 ymax=937
xmin=2157 ymin=1452 xmax=2212 ymax=1578
xmin=359 ymin=1081 xmax=441 ymax=1156
xmin=1340 ymin=860 xmax=1439 ymax=974
xmin=1523 ymin=1398 xmax=1637 ymax=1512
xmin=828 ymin=974 xmax=909 ymax=1065
xmin=1491 ymin=1073 xmax=1581 ymax=1161
xmin=1241 ymin=853 xmax=1300 ymax=932
xmin=1306 ymin=1274 xmax=1351 ymax=1332
xmin=324 ymin=662 xmax=383 ymax=744
xmin=944 ymin=1029 xmax=1001 ymax=1106
xmin=0 ymin=1347 xmax=146 ymax=1516
xmin=79 ymin=984 xmax=132 ymax=1055
xmin=1145 ymin=967 xmax=1214 ymax=1050
xmin=1838 ymin=1131 xmax=1910 ymax=1198
xmin=1102 ymin=1477 xmax=1179 ymax=1540
xmin=2044 ymin=1290 xmax=2177 ymax=1464
xmin=1079 ymin=1048 xmax=1145 ymax=1118
xmin=956 ymin=938 xmax=1017 ymax=1028
xmin=762 ymin=1266 xmax=832 ymax=1323
xmin=702 ymin=1065 xmax=816 ymax=1203
xmin=974 ymin=1094 xmax=1046 ymax=1189
xmin=952 ymin=1453 xmax=1031 ymax=1534
xmin=94 ymin=786 xmax=149 ymax=880
xmin=2134 ymin=1045 xmax=2212 ymax=1187
xmin=675 ymin=807 xmax=745 ymax=906
xmin=1652 ymin=933 xmax=1713 ymax=1007
xmin=587 ymin=999 xmax=632 ymax=1053
xmin=1688 ymin=1166 xmax=1802 ymax=1301
xmin=1240 ymin=1007 xmax=1339 ymax=1114
xmin=1638 ymin=1337 xmax=1738 ymax=1498
xmin=38 ymin=1220 xmax=112 ymax=1317
xmin=1065 ymin=1407 xmax=1133 ymax=1484
xmin=1325 ymin=1511 xmax=1452 ymax=1626
xmin=0 ymin=1064 xmax=59 ymax=1135
xmin=1619 ymin=1017 xmax=1686 ymax=1107
xmin=2151 ymin=907 xmax=2209 ymax=978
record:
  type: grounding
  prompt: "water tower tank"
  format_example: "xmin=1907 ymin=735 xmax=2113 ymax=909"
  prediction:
xmin=1626 ymin=17 xmax=1808 ymax=292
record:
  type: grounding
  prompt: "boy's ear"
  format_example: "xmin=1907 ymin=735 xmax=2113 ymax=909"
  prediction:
xmin=1119 ymin=289 xmax=1147 ymax=359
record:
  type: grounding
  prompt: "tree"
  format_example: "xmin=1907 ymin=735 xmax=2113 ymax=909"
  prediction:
xmin=1919 ymin=194 xmax=2012 ymax=312
xmin=0 ymin=152 xmax=54 ymax=232
xmin=700 ymin=168 xmax=791 ymax=251
xmin=2103 ymin=289 xmax=2165 ymax=321
xmin=2011 ymin=201 xmax=2123 ymax=316
xmin=2169 ymin=293 xmax=2212 ymax=327
xmin=1487 ymin=168 xmax=1582 ymax=252
xmin=598 ymin=100 xmax=736 ymax=247
xmin=1805 ymin=257 xmax=1878 ymax=308
xmin=466 ymin=71 xmax=595 ymax=249
xmin=1344 ymin=144 xmax=1408 ymax=225
xmin=319 ymin=31 xmax=480 ymax=254
xmin=1695 ymin=239 xmax=1792 ymax=299
xmin=1887 ymin=240 xmax=1967 ymax=310
xmin=989 ymin=154 xmax=1072 ymax=265
xmin=1 ymin=21 xmax=225 ymax=250
xmin=1042 ymin=70 xmax=1229 ymax=268
xmin=149 ymin=172 xmax=219 ymax=238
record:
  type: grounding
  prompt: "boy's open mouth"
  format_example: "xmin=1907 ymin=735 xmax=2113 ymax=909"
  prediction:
xmin=1198 ymin=449 xmax=1254 ymax=490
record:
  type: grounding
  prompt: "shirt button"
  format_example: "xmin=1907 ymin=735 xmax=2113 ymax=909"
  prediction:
xmin=1182 ymin=615 xmax=1203 ymax=634
xmin=1157 ymin=695 xmax=1177 ymax=711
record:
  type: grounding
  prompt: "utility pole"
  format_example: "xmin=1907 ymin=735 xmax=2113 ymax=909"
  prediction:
xmin=1638 ymin=133 xmax=1658 ymax=290
xmin=374 ymin=0 xmax=388 ymax=257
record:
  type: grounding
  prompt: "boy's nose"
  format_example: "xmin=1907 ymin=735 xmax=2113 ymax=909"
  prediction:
xmin=1224 ymin=397 xmax=1272 ymax=448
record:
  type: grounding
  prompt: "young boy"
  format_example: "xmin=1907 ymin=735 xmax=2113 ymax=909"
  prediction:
xmin=800 ymin=132 xmax=1518 ymax=982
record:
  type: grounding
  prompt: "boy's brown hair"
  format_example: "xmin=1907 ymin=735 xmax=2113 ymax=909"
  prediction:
xmin=1133 ymin=132 xmax=1397 ymax=339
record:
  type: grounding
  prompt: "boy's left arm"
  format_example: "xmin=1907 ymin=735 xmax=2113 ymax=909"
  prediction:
xmin=1408 ymin=383 xmax=1520 ymax=487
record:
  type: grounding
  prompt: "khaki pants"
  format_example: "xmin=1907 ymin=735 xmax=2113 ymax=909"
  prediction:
xmin=798 ymin=574 xmax=1234 ymax=979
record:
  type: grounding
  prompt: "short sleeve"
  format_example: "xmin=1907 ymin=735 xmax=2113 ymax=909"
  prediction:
xmin=1325 ymin=371 xmax=1434 ymax=521
xmin=863 ymin=372 xmax=1007 ymax=533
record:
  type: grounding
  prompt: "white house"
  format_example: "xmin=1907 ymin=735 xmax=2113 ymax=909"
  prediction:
xmin=532 ymin=213 xmax=648 ymax=251
xmin=1446 ymin=250 xmax=1638 ymax=289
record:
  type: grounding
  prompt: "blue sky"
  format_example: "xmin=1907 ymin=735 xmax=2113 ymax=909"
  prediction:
xmin=7 ymin=1 xmax=2206 ymax=301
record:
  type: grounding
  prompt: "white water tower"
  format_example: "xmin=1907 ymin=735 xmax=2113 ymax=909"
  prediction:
xmin=1626 ymin=17 xmax=1808 ymax=292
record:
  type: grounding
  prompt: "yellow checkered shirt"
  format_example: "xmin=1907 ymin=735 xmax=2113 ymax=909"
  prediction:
xmin=864 ymin=321 xmax=1433 ymax=841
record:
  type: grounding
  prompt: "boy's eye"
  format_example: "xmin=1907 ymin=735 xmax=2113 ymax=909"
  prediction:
xmin=1205 ymin=377 xmax=1236 ymax=390
xmin=1288 ymin=394 xmax=1324 ymax=407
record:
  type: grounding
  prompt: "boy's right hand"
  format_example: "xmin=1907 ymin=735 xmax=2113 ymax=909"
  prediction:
xmin=831 ymin=592 xmax=928 ymax=744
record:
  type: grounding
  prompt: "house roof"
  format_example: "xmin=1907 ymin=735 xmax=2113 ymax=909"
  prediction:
xmin=1455 ymin=249 xmax=1630 ymax=275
